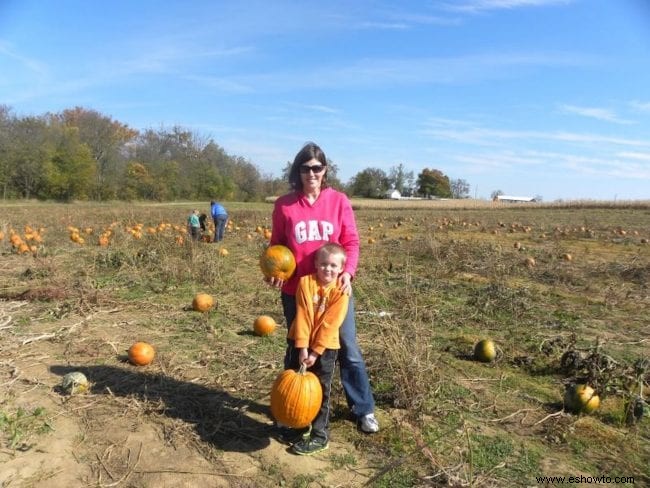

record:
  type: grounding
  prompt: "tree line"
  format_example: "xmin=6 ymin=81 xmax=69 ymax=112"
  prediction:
xmin=0 ymin=105 xmax=470 ymax=202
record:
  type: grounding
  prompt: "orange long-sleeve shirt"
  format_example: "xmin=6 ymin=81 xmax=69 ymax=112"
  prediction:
xmin=288 ymin=273 xmax=349 ymax=356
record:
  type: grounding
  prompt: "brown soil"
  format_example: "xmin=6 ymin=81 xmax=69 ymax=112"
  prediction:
xmin=0 ymin=299 xmax=375 ymax=488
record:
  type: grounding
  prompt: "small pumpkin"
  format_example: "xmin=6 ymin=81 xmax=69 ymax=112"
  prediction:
xmin=270 ymin=364 xmax=323 ymax=429
xmin=260 ymin=245 xmax=296 ymax=281
xmin=254 ymin=315 xmax=277 ymax=336
xmin=564 ymin=384 xmax=600 ymax=414
xmin=128 ymin=341 xmax=155 ymax=366
xmin=192 ymin=292 xmax=215 ymax=312
xmin=61 ymin=371 xmax=89 ymax=394
xmin=474 ymin=339 xmax=496 ymax=363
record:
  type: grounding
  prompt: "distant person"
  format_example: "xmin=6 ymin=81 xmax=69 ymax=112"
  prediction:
xmin=210 ymin=201 xmax=228 ymax=242
xmin=187 ymin=209 xmax=200 ymax=241
xmin=199 ymin=213 xmax=208 ymax=233
xmin=265 ymin=142 xmax=379 ymax=437
xmin=281 ymin=243 xmax=349 ymax=455
xmin=198 ymin=213 xmax=210 ymax=241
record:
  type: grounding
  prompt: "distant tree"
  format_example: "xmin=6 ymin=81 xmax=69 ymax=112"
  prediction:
xmin=122 ymin=162 xmax=154 ymax=200
xmin=10 ymin=116 xmax=53 ymax=199
xmin=45 ymin=125 xmax=96 ymax=201
xmin=450 ymin=178 xmax=471 ymax=199
xmin=416 ymin=168 xmax=451 ymax=198
xmin=348 ymin=168 xmax=390 ymax=198
xmin=491 ymin=189 xmax=504 ymax=201
xmin=388 ymin=164 xmax=413 ymax=195
xmin=231 ymin=156 xmax=262 ymax=201
xmin=0 ymin=106 xmax=16 ymax=199
xmin=58 ymin=107 xmax=138 ymax=200
xmin=533 ymin=194 xmax=543 ymax=202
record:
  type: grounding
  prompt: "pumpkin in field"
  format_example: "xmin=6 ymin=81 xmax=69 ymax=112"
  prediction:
xmin=270 ymin=364 xmax=323 ymax=429
xmin=564 ymin=384 xmax=600 ymax=414
xmin=254 ymin=315 xmax=277 ymax=336
xmin=192 ymin=293 xmax=215 ymax=312
xmin=474 ymin=339 xmax=497 ymax=363
xmin=128 ymin=341 xmax=155 ymax=366
xmin=260 ymin=245 xmax=296 ymax=281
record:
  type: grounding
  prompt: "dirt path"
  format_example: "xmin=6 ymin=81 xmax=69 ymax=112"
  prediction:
xmin=0 ymin=300 xmax=376 ymax=487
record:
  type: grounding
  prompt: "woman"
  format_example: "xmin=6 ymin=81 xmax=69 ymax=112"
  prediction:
xmin=266 ymin=142 xmax=379 ymax=437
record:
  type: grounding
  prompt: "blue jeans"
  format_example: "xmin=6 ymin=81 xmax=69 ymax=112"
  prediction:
xmin=281 ymin=293 xmax=375 ymax=418
xmin=213 ymin=215 xmax=228 ymax=242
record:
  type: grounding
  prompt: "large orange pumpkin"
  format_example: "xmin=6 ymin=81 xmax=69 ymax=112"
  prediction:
xmin=270 ymin=364 xmax=322 ymax=429
xmin=128 ymin=342 xmax=155 ymax=366
xmin=260 ymin=245 xmax=296 ymax=281
xmin=192 ymin=293 xmax=215 ymax=312
xmin=253 ymin=315 xmax=277 ymax=336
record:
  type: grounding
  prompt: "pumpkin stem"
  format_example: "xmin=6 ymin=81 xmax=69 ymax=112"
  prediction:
xmin=298 ymin=363 xmax=308 ymax=374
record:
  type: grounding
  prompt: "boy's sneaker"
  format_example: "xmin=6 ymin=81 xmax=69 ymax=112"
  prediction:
xmin=291 ymin=437 xmax=329 ymax=456
xmin=359 ymin=413 xmax=379 ymax=433
xmin=275 ymin=426 xmax=309 ymax=445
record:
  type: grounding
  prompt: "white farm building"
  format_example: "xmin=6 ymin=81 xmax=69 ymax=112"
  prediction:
xmin=494 ymin=195 xmax=536 ymax=203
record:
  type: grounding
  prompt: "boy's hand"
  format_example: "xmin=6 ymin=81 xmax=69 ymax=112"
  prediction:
xmin=302 ymin=351 xmax=318 ymax=368
xmin=298 ymin=348 xmax=309 ymax=364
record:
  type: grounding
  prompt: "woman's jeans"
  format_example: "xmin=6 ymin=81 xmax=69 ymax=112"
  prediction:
xmin=213 ymin=216 xmax=228 ymax=242
xmin=281 ymin=293 xmax=375 ymax=418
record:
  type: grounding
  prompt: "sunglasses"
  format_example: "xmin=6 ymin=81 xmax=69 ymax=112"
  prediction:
xmin=299 ymin=164 xmax=326 ymax=174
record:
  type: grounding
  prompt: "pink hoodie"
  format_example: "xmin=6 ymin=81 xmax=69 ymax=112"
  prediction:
xmin=270 ymin=187 xmax=360 ymax=295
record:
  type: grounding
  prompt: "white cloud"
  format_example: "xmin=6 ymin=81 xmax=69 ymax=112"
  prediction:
xmin=630 ymin=100 xmax=650 ymax=112
xmin=445 ymin=0 xmax=573 ymax=14
xmin=0 ymin=41 xmax=48 ymax=74
xmin=209 ymin=51 xmax=598 ymax=94
xmin=560 ymin=104 xmax=632 ymax=124
xmin=449 ymin=147 xmax=650 ymax=181
xmin=422 ymin=118 xmax=650 ymax=148
xmin=617 ymin=151 xmax=650 ymax=161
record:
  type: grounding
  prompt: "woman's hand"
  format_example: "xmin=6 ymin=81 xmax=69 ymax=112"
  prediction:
xmin=264 ymin=276 xmax=285 ymax=289
xmin=338 ymin=271 xmax=353 ymax=295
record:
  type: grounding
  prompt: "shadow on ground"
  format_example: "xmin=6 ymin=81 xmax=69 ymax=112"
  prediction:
xmin=50 ymin=364 xmax=272 ymax=453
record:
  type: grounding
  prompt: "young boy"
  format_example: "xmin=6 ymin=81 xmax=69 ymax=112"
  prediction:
xmin=281 ymin=243 xmax=349 ymax=455
xmin=187 ymin=209 xmax=200 ymax=240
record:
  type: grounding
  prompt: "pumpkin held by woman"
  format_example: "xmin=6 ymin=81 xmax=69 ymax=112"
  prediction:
xmin=260 ymin=245 xmax=296 ymax=281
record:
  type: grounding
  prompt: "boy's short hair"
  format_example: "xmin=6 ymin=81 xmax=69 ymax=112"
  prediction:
xmin=315 ymin=243 xmax=347 ymax=264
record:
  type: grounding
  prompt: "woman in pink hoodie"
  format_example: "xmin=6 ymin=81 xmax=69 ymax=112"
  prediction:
xmin=267 ymin=142 xmax=379 ymax=443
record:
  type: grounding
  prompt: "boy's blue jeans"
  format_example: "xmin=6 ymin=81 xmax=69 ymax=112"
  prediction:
xmin=284 ymin=341 xmax=337 ymax=443
xmin=213 ymin=216 xmax=228 ymax=242
xmin=281 ymin=293 xmax=375 ymax=418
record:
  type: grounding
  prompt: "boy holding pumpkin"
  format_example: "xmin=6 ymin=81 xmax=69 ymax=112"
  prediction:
xmin=279 ymin=242 xmax=349 ymax=455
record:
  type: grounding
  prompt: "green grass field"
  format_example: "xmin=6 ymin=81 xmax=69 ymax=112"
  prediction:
xmin=1 ymin=200 xmax=648 ymax=487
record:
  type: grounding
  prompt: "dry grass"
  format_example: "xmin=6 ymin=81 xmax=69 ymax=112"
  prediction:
xmin=1 ymin=200 xmax=649 ymax=487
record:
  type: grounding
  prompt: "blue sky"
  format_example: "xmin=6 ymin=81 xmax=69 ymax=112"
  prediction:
xmin=2 ymin=0 xmax=650 ymax=201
